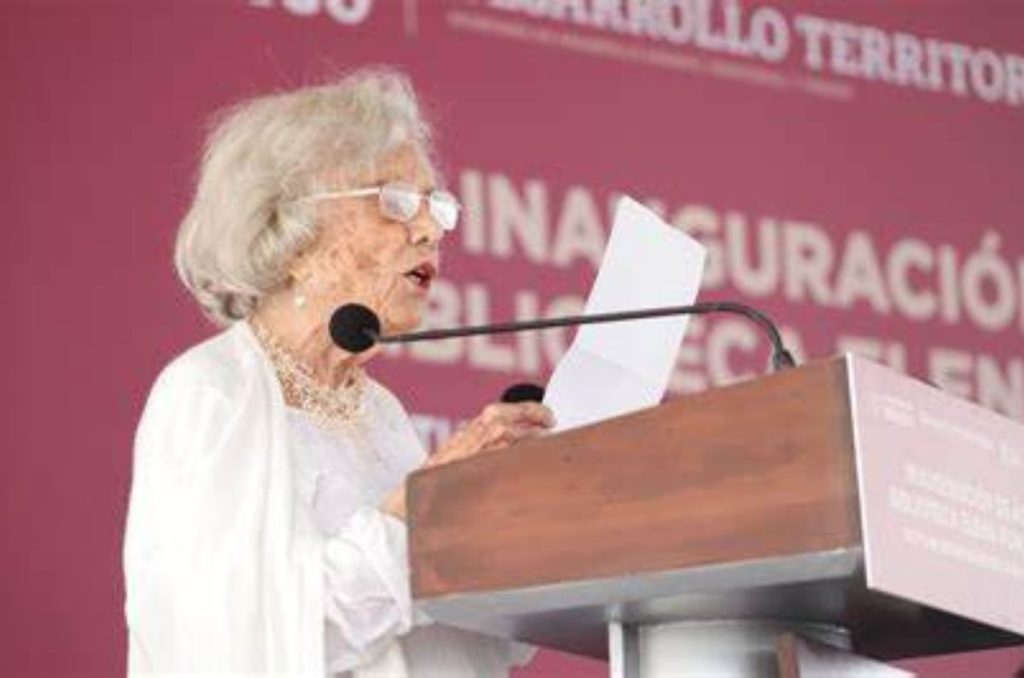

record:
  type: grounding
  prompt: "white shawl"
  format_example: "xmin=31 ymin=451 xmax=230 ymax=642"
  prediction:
xmin=122 ymin=321 xmax=407 ymax=677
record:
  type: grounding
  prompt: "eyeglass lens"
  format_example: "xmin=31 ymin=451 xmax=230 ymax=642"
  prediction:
xmin=379 ymin=183 xmax=459 ymax=231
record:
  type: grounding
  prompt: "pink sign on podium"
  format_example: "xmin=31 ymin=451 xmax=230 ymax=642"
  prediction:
xmin=848 ymin=355 xmax=1024 ymax=635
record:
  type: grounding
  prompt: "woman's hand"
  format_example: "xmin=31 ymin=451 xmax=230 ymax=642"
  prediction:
xmin=381 ymin=402 xmax=556 ymax=521
xmin=426 ymin=402 xmax=556 ymax=469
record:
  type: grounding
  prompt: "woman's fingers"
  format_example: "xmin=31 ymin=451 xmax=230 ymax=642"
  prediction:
xmin=481 ymin=423 xmax=549 ymax=452
xmin=480 ymin=402 xmax=556 ymax=429
xmin=430 ymin=402 xmax=557 ymax=467
xmin=477 ymin=403 xmax=555 ymax=448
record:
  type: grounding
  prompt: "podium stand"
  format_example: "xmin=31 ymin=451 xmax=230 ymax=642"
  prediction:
xmin=407 ymin=356 xmax=1023 ymax=677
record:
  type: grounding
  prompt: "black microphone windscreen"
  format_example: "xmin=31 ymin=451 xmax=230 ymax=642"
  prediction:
xmin=329 ymin=303 xmax=381 ymax=353
xmin=500 ymin=382 xmax=546 ymax=404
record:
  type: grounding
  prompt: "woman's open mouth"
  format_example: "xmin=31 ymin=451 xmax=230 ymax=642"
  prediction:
xmin=403 ymin=262 xmax=437 ymax=291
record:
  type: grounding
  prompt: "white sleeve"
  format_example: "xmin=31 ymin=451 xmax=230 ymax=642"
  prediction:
xmin=322 ymin=506 xmax=425 ymax=673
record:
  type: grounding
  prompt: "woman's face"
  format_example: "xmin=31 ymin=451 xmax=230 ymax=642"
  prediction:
xmin=295 ymin=144 xmax=445 ymax=336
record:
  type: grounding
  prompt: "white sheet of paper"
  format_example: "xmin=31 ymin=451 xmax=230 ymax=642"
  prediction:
xmin=543 ymin=196 xmax=706 ymax=431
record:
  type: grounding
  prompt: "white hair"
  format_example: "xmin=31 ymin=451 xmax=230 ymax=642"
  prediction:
xmin=174 ymin=68 xmax=434 ymax=326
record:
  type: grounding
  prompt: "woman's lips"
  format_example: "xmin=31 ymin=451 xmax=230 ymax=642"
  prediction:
xmin=403 ymin=261 xmax=437 ymax=291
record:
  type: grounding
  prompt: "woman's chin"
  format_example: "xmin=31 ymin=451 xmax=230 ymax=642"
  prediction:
xmin=383 ymin=309 xmax=424 ymax=336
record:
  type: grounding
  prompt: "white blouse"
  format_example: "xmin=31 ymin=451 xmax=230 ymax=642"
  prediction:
xmin=286 ymin=378 xmax=534 ymax=677
xmin=123 ymin=321 xmax=532 ymax=677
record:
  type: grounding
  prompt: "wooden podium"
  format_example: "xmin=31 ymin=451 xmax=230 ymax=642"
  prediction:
xmin=406 ymin=356 xmax=1023 ymax=677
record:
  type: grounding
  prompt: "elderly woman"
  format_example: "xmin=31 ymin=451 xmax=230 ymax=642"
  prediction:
xmin=122 ymin=70 xmax=554 ymax=677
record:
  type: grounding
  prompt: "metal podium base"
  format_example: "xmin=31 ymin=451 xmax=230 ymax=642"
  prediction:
xmin=609 ymin=619 xmax=851 ymax=678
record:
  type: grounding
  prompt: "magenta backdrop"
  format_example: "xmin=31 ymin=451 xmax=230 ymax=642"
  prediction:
xmin=2 ymin=1 xmax=1023 ymax=676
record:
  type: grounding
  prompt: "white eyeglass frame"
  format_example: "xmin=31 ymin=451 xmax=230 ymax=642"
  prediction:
xmin=295 ymin=181 xmax=461 ymax=232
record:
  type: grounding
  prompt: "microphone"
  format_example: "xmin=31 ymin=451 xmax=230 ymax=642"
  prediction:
xmin=329 ymin=303 xmax=381 ymax=354
xmin=329 ymin=301 xmax=797 ymax=371
xmin=500 ymin=382 xmax=546 ymax=403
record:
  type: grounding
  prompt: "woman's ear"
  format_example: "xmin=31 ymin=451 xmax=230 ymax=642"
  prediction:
xmin=286 ymin=270 xmax=306 ymax=310
xmin=286 ymin=220 xmax=327 ymax=283
xmin=284 ymin=240 xmax=322 ymax=310
xmin=287 ymin=253 xmax=313 ymax=286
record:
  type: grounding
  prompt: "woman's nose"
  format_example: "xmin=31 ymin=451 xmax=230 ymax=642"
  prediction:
xmin=409 ymin=208 xmax=445 ymax=247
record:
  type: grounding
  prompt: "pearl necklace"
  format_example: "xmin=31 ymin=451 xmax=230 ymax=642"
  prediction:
xmin=250 ymin=319 xmax=367 ymax=430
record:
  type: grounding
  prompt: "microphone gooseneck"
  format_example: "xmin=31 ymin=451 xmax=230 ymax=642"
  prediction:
xmin=329 ymin=301 xmax=796 ymax=371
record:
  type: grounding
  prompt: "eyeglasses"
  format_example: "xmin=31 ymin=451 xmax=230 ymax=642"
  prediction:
xmin=298 ymin=181 xmax=461 ymax=232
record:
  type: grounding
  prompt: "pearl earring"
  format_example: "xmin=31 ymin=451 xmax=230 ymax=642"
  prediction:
xmin=293 ymin=286 xmax=307 ymax=309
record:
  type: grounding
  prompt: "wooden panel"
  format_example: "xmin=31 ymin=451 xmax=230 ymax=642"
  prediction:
xmin=409 ymin=357 xmax=863 ymax=599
